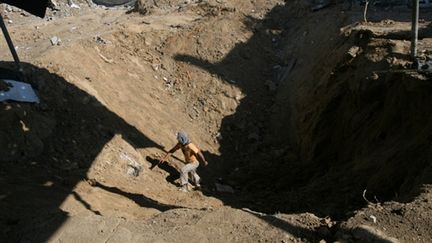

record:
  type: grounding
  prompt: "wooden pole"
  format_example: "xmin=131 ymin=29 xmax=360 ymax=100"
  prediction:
xmin=411 ymin=0 xmax=419 ymax=61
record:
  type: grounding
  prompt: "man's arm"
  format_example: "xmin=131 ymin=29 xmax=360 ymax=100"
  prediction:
xmin=197 ymin=150 xmax=208 ymax=166
xmin=159 ymin=143 xmax=181 ymax=163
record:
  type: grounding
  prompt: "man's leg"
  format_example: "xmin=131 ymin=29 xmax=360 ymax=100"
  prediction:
xmin=191 ymin=170 xmax=201 ymax=188
xmin=179 ymin=162 xmax=199 ymax=191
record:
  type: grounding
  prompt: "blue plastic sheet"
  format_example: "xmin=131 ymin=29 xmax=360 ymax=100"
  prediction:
xmin=0 ymin=80 xmax=39 ymax=103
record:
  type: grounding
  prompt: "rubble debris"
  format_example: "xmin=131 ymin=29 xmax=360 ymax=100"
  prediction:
xmin=215 ymin=132 xmax=223 ymax=141
xmin=68 ymin=0 xmax=80 ymax=9
xmin=95 ymin=36 xmax=108 ymax=45
xmin=121 ymin=152 xmax=142 ymax=177
xmin=50 ymin=36 xmax=61 ymax=46
xmin=347 ymin=46 xmax=360 ymax=58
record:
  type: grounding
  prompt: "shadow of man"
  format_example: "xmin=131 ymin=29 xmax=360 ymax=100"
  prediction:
xmin=146 ymin=155 xmax=181 ymax=186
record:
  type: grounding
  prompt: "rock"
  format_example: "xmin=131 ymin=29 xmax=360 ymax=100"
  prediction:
xmin=120 ymin=152 xmax=142 ymax=177
xmin=68 ymin=0 xmax=80 ymax=8
xmin=347 ymin=46 xmax=360 ymax=58
xmin=48 ymin=0 xmax=60 ymax=10
xmin=370 ymin=72 xmax=379 ymax=80
xmin=50 ymin=36 xmax=61 ymax=46
xmin=126 ymin=167 xmax=139 ymax=176
xmin=95 ymin=36 xmax=107 ymax=45
xmin=215 ymin=132 xmax=223 ymax=141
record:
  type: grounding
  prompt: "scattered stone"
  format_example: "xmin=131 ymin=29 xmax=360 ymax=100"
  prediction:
xmin=215 ymin=132 xmax=223 ymax=141
xmin=50 ymin=36 xmax=62 ymax=46
xmin=383 ymin=19 xmax=394 ymax=25
xmin=370 ymin=72 xmax=379 ymax=80
xmin=151 ymin=64 xmax=159 ymax=71
xmin=68 ymin=0 xmax=80 ymax=9
xmin=234 ymin=93 xmax=243 ymax=102
xmin=95 ymin=36 xmax=107 ymax=45
xmin=48 ymin=0 xmax=60 ymax=11
xmin=121 ymin=152 xmax=142 ymax=177
xmin=347 ymin=46 xmax=360 ymax=58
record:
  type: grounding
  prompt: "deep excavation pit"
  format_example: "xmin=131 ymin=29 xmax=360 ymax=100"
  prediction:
xmin=171 ymin=1 xmax=432 ymax=219
xmin=1 ymin=0 xmax=432 ymax=242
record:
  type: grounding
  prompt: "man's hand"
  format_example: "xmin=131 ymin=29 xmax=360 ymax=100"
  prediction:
xmin=151 ymin=153 xmax=170 ymax=170
xmin=158 ymin=153 xmax=170 ymax=164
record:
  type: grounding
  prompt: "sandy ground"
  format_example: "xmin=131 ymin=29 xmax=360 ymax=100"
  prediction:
xmin=1 ymin=0 xmax=432 ymax=242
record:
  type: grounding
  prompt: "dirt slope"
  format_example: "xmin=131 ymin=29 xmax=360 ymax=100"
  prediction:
xmin=1 ymin=0 xmax=432 ymax=242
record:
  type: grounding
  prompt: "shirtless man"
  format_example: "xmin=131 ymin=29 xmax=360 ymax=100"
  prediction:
xmin=159 ymin=131 xmax=208 ymax=192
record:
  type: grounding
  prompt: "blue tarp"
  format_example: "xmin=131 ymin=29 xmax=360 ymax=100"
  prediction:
xmin=0 ymin=80 xmax=39 ymax=103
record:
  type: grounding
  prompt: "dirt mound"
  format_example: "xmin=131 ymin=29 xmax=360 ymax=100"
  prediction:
xmin=204 ymin=4 xmax=430 ymax=214
xmin=2 ymin=0 xmax=432 ymax=242
xmin=19 ymin=207 xmax=326 ymax=242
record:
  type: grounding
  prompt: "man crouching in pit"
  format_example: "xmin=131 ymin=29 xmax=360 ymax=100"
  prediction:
xmin=159 ymin=131 xmax=208 ymax=192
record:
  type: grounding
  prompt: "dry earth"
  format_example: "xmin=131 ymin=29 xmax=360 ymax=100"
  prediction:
xmin=0 ymin=0 xmax=432 ymax=242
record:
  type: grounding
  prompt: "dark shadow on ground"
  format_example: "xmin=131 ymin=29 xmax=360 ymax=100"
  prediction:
xmin=174 ymin=0 xmax=432 ymax=225
xmin=1 ymin=1 xmax=431 ymax=242
xmin=243 ymin=209 xmax=322 ymax=242
xmin=72 ymin=191 xmax=102 ymax=216
xmin=344 ymin=3 xmax=432 ymax=23
xmin=0 ymin=61 xmax=163 ymax=242
xmin=91 ymin=181 xmax=183 ymax=211
xmin=146 ymin=155 xmax=180 ymax=186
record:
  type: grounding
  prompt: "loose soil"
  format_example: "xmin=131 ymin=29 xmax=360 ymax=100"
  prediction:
xmin=0 ymin=0 xmax=432 ymax=242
